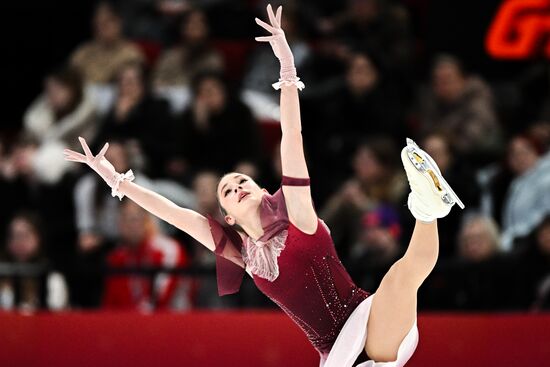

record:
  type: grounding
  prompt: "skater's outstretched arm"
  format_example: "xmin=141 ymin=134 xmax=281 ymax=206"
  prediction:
xmin=64 ymin=138 xmax=215 ymax=251
xmin=255 ymin=5 xmax=317 ymax=233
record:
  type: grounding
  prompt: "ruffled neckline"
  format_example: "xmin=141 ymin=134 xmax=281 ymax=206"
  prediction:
xmin=241 ymin=189 xmax=289 ymax=281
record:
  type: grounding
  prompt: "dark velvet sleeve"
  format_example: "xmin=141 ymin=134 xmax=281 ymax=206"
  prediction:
xmin=282 ymin=176 xmax=311 ymax=186
xmin=206 ymin=215 xmax=246 ymax=296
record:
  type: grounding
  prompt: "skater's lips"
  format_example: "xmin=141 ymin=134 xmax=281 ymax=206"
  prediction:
xmin=238 ymin=191 xmax=250 ymax=202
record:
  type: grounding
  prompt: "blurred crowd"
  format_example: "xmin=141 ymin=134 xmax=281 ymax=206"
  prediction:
xmin=0 ymin=0 xmax=549 ymax=312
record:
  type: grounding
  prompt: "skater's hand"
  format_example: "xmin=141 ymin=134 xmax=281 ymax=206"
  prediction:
xmin=63 ymin=137 xmax=120 ymax=189
xmin=255 ymin=4 xmax=294 ymax=67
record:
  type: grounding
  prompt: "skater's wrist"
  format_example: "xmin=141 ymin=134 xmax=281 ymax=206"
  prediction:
xmin=110 ymin=170 xmax=135 ymax=200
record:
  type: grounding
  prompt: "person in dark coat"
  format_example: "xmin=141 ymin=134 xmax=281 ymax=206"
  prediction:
xmin=96 ymin=62 xmax=173 ymax=178
xmin=168 ymin=71 xmax=262 ymax=179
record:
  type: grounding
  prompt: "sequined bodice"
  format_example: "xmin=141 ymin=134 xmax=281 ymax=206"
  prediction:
xmin=207 ymin=186 xmax=370 ymax=354
xmin=252 ymin=220 xmax=370 ymax=354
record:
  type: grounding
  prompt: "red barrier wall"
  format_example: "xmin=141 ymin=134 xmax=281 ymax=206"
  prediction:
xmin=0 ymin=311 xmax=549 ymax=367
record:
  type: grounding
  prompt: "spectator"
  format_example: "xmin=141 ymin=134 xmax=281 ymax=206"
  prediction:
xmin=0 ymin=212 xmax=68 ymax=311
xmin=116 ymin=0 xmax=192 ymax=42
xmin=168 ymin=72 xmax=262 ymax=177
xmin=420 ymin=214 xmax=527 ymax=310
xmin=187 ymin=171 xmax=220 ymax=269
xmin=74 ymin=140 xmax=194 ymax=253
xmin=75 ymin=141 xmax=128 ymax=253
xmin=70 ymin=2 xmax=144 ymax=84
xmin=194 ymin=171 xmax=222 ymax=219
xmin=507 ymin=135 xmax=542 ymax=176
xmin=95 ymin=62 xmax=173 ymax=177
xmin=418 ymin=131 xmax=479 ymax=257
xmin=73 ymin=140 xmax=160 ymax=252
xmin=321 ymin=138 xmax=407 ymax=263
xmin=458 ymin=215 xmax=501 ymax=262
xmin=477 ymin=137 xmax=524 ymax=227
xmin=72 ymin=139 xmax=159 ymax=308
xmin=0 ymin=139 xmax=37 ymax=244
xmin=528 ymin=121 xmax=550 ymax=152
xmin=80 ymin=0 xmax=231 ymax=43
xmin=153 ymin=9 xmax=224 ymax=88
xmin=348 ymin=204 xmax=403 ymax=292
xmin=24 ymin=67 xmax=97 ymax=149
xmin=71 ymin=140 xmax=137 ymax=308
xmin=316 ymin=53 xmax=406 ymax=182
xmin=72 ymin=137 xmax=195 ymax=307
xmin=501 ymin=135 xmax=550 ymax=250
xmin=0 ymin=137 xmax=78 ymax=275
xmin=22 ymin=67 xmax=97 ymax=184
xmin=103 ymin=200 xmax=193 ymax=311
xmin=419 ymin=55 xmax=501 ymax=160
xmin=323 ymin=0 xmax=414 ymax=73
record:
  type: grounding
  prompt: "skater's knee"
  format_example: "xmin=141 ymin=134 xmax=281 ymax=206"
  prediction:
xmin=380 ymin=260 xmax=416 ymax=291
xmin=385 ymin=258 xmax=426 ymax=291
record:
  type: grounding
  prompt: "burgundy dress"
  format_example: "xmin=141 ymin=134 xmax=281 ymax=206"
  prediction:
xmin=208 ymin=179 xmax=370 ymax=355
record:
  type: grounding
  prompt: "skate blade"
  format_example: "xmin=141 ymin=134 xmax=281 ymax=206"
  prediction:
xmin=405 ymin=138 xmax=465 ymax=209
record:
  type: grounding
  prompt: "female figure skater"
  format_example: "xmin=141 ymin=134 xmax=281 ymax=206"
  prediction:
xmin=64 ymin=5 xmax=464 ymax=366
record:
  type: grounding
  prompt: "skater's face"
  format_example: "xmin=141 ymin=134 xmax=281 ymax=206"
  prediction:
xmin=217 ymin=173 xmax=266 ymax=227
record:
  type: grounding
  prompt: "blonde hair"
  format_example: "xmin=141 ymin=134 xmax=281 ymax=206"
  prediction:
xmin=459 ymin=214 xmax=501 ymax=253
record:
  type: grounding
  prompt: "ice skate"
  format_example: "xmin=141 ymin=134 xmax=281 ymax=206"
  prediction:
xmin=401 ymin=138 xmax=465 ymax=222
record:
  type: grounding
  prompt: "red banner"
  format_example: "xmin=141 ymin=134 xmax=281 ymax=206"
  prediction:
xmin=0 ymin=311 xmax=549 ymax=367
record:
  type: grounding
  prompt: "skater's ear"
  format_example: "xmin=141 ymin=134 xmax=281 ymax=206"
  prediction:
xmin=224 ymin=214 xmax=236 ymax=226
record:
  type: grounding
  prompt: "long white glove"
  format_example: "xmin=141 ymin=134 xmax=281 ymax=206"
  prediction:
xmin=255 ymin=4 xmax=304 ymax=90
xmin=63 ymin=137 xmax=134 ymax=200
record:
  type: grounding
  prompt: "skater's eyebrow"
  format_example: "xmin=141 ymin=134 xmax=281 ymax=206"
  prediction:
xmin=220 ymin=175 xmax=243 ymax=194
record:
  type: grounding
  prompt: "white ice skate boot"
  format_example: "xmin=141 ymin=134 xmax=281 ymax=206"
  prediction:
xmin=401 ymin=138 xmax=465 ymax=222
